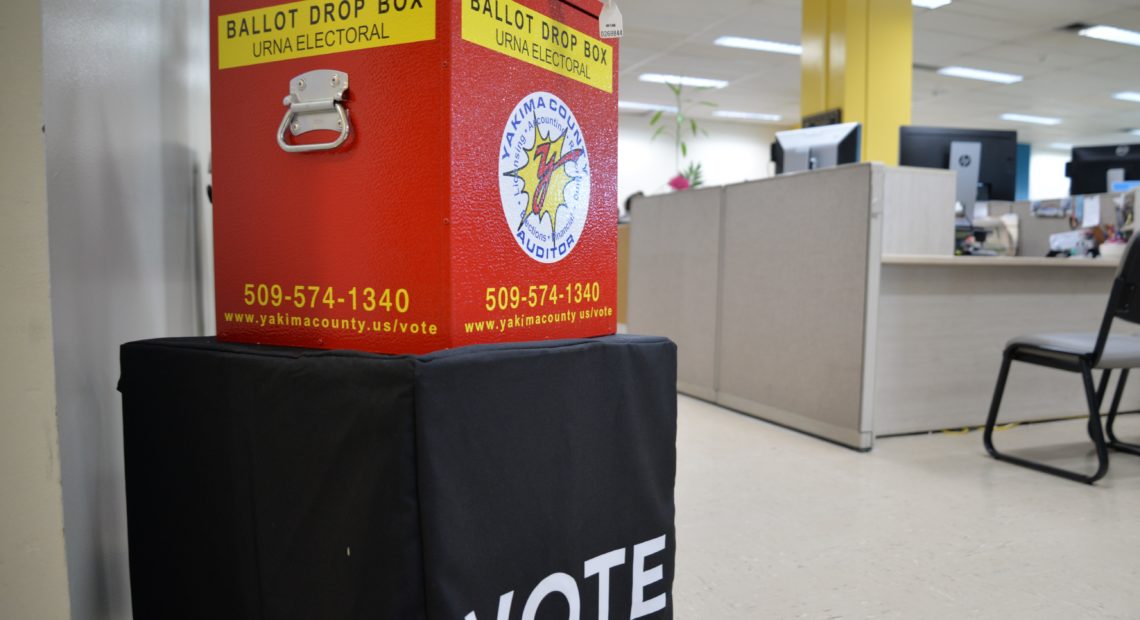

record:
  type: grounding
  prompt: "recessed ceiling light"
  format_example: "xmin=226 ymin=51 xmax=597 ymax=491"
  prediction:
xmin=1079 ymin=25 xmax=1140 ymax=47
xmin=1048 ymin=143 xmax=1073 ymax=151
xmin=912 ymin=0 xmax=952 ymax=8
xmin=714 ymin=110 xmax=782 ymax=122
xmin=639 ymin=73 xmax=729 ymax=89
xmin=714 ymin=36 xmax=802 ymax=56
xmin=1114 ymin=91 xmax=1140 ymax=103
xmin=937 ymin=66 xmax=1023 ymax=84
xmin=618 ymin=101 xmax=678 ymax=113
xmin=1001 ymin=113 xmax=1061 ymax=126
xmin=1130 ymin=129 xmax=1140 ymax=136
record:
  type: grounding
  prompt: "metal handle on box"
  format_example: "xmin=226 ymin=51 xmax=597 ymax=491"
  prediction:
xmin=277 ymin=70 xmax=351 ymax=153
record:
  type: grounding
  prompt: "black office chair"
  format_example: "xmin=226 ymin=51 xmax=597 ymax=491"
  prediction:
xmin=984 ymin=235 xmax=1140 ymax=484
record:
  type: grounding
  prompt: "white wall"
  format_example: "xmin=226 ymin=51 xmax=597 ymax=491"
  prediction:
xmin=42 ymin=0 xmax=212 ymax=617
xmin=1028 ymin=149 xmax=1072 ymax=201
xmin=618 ymin=113 xmax=777 ymax=211
xmin=0 ymin=1 xmax=71 ymax=618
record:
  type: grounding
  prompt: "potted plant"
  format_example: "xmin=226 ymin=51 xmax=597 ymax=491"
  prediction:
xmin=649 ymin=82 xmax=714 ymax=190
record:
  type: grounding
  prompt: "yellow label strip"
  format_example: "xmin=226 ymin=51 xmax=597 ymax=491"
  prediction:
xmin=462 ymin=0 xmax=613 ymax=93
xmin=218 ymin=0 xmax=436 ymax=70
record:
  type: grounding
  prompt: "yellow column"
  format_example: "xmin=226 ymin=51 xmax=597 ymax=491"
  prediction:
xmin=801 ymin=0 xmax=912 ymax=166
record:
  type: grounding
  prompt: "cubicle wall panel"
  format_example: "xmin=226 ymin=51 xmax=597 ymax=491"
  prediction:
xmin=874 ymin=264 xmax=1140 ymax=435
xmin=629 ymin=187 xmax=722 ymax=399
xmin=718 ymin=165 xmax=874 ymax=447
xmin=881 ymin=167 xmax=955 ymax=256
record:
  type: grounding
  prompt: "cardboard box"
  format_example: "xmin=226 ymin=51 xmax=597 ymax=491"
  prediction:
xmin=211 ymin=0 xmax=618 ymax=353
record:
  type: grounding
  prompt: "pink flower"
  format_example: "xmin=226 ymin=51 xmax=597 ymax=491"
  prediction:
xmin=668 ymin=174 xmax=690 ymax=191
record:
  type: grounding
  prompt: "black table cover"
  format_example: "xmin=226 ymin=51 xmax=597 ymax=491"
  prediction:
xmin=119 ymin=336 xmax=677 ymax=620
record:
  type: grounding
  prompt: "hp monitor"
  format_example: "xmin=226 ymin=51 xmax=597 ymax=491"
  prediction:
xmin=1066 ymin=144 xmax=1140 ymax=195
xmin=899 ymin=126 xmax=1017 ymax=224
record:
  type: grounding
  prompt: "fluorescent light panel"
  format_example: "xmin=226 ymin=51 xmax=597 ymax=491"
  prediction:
xmin=1130 ymin=129 xmax=1140 ymax=136
xmin=1114 ymin=91 xmax=1140 ymax=103
xmin=1048 ymin=143 xmax=1073 ymax=151
xmin=714 ymin=36 xmax=802 ymax=56
xmin=1001 ymin=113 xmax=1061 ymax=126
xmin=714 ymin=110 xmax=782 ymax=122
xmin=1079 ymin=25 xmax=1140 ymax=47
xmin=618 ymin=101 xmax=677 ymax=113
xmin=912 ymin=0 xmax=952 ymax=8
xmin=638 ymin=73 xmax=729 ymax=89
xmin=937 ymin=66 xmax=1022 ymax=84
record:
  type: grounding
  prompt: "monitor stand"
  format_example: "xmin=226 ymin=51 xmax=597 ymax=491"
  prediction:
xmin=810 ymin=145 xmax=837 ymax=169
xmin=1108 ymin=167 xmax=1126 ymax=191
xmin=950 ymin=140 xmax=982 ymax=225
xmin=783 ymin=146 xmax=811 ymax=173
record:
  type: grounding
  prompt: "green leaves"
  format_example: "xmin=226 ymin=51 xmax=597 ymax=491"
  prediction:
xmin=645 ymin=81 xmax=718 ymax=174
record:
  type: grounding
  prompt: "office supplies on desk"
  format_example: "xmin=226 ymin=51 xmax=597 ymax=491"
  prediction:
xmin=1049 ymin=230 xmax=1092 ymax=256
xmin=1101 ymin=241 xmax=1127 ymax=260
xmin=968 ymin=215 xmax=1017 ymax=256
xmin=1030 ymin=198 xmax=1072 ymax=218
xmin=1083 ymin=195 xmax=1102 ymax=228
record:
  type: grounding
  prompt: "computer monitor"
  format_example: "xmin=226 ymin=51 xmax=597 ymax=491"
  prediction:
xmin=1066 ymin=144 xmax=1140 ymax=195
xmin=772 ymin=122 xmax=861 ymax=174
xmin=898 ymin=126 xmax=1017 ymax=223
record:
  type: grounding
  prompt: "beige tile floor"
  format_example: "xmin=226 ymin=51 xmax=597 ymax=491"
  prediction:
xmin=673 ymin=395 xmax=1140 ymax=619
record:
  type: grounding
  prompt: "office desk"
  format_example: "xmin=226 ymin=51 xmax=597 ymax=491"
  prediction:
xmin=874 ymin=255 xmax=1133 ymax=435
xmin=883 ymin=255 xmax=1119 ymax=268
xmin=628 ymin=164 xmax=1134 ymax=449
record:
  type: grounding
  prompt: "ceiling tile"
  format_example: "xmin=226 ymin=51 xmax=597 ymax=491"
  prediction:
xmin=615 ymin=0 xmax=1140 ymax=146
xmin=915 ymin=11 xmax=1039 ymax=42
xmin=914 ymin=30 xmax=995 ymax=66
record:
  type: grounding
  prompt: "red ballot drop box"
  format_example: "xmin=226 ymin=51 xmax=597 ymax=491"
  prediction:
xmin=211 ymin=0 xmax=618 ymax=354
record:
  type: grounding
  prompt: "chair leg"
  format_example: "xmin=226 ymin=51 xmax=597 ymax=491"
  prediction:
xmin=1081 ymin=364 xmax=1111 ymax=483
xmin=983 ymin=352 xmax=1110 ymax=484
xmin=983 ymin=351 xmax=1014 ymax=459
xmin=1095 ymin=367 xmax=1112 ymax=409
xmin=1106 ymin=369 xmax=1140 ymax=456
